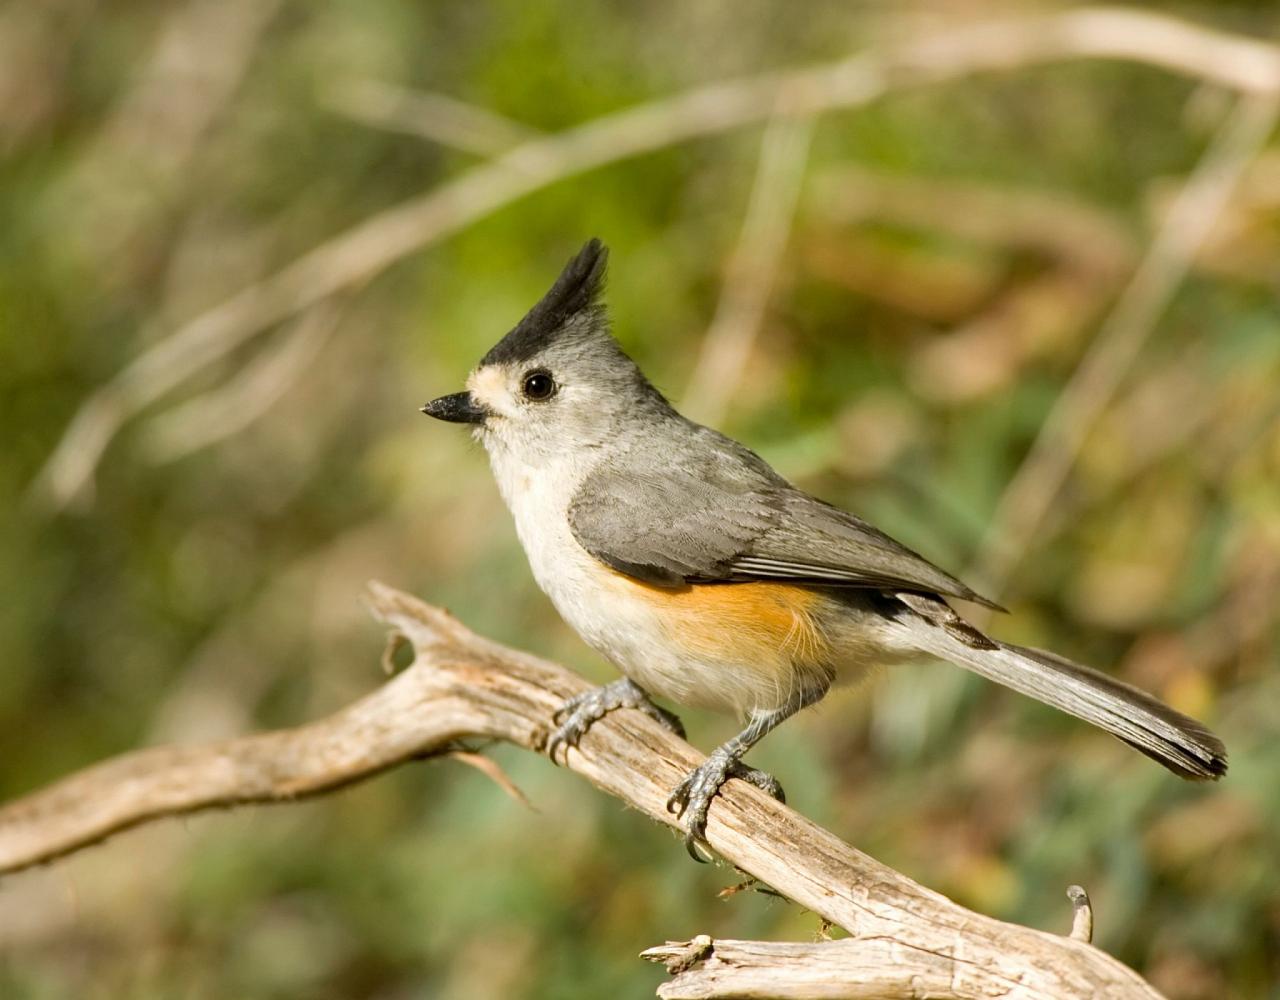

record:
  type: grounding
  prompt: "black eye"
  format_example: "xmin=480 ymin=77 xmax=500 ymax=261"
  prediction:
xmin=522 ymin=370 xmax=556 ymax=401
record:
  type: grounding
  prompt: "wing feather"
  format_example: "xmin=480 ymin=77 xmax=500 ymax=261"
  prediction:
xmin=567 ymin=426 xmax=1000 ymax=609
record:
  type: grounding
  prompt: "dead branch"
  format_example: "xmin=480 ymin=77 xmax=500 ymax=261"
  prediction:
xmin=643 ymin=935 xmax=1106 ymax=1000
xmin=1068 ymin=885 xmax=1095 ymax=943
xmin=31 ymin=6 xmax=1280 ymax=511
xmin=647 ymin=884 xmax=1095 ymax=1000
xmin=0 ymin=582 xmax=1164 ymax=999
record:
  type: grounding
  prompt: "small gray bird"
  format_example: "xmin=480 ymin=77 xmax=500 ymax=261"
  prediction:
xmin=423 ymin=238 xmax=1226 ymax=858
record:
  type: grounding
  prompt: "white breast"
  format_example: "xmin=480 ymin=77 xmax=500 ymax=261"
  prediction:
xmin=489 ymin=449 xmax=716 ymax=705
xmin=498 ymin=457 xmax=643 ymax=652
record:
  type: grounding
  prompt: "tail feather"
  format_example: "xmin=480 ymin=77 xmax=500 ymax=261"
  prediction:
xmin=891 ymin=594 xmax=1227 ymax=780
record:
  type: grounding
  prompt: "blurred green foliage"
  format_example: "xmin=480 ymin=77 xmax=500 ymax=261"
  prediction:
xmin=1 ymin=2 xmax=1278 ymax=998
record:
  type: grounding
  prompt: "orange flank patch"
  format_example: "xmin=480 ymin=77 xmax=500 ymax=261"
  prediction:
xmin=607 ymin=572 xmax=829 ymax=666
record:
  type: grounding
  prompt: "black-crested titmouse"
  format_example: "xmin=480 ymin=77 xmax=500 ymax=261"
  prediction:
xmin=423 ymin=239 xmax=1226 ymax=857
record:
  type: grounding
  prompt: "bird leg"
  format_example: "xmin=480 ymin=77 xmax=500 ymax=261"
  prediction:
xmin=666 ymin=680 xmax=828 ymax=861
xmin=547 ymin=677 xmax=685 ymax=763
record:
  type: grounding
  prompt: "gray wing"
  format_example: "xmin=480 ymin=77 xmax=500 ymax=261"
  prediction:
xmin=568 ymin=428 xmax=1001 ymax=609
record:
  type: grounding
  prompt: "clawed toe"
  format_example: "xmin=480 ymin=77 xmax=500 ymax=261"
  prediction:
xmin=545 ymin=693 xmax=600 ymax=762
xmin=550 ymin=687 xmax=593 ymax=726
xmin=666 ymin=755 xmax=785 ymax=861
xmin=665 ymin=773 xmax=714 ymax=862
xmin=665 ymin=753 xmax=731 ymax=862
xmin=546 ymin=678 xmax=683 ymax=764
xmin=729 ymin=762 xmax=785 ymax=804
xmin=549 ymin=681 xmax=788 ymax=864
xmin=544 ymin=715 xmax=586 ymax=764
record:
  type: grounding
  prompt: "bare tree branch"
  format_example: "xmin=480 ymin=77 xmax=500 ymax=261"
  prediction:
xmin=30 ymin=6 xmax=1280 ymax=511
xmin=0 ymin=582 xmax=1165 ymax=999
xmin=643 ymin=934 xmax=1121 ymax=1000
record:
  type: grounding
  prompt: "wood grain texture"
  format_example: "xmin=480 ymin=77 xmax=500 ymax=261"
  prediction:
xmin=0 ymin=582 xmax=1164 ymax=999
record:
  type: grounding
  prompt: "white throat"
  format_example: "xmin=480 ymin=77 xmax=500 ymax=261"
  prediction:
xmin=480 ymin=429 xmax=599 ymax=595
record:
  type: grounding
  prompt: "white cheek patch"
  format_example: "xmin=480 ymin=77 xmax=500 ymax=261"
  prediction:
xmin=467 ymin=366 xmax=517 ymax=417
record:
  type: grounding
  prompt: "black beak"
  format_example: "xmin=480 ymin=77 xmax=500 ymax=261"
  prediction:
xmin=421 ymin=391 xmax=488 ymax=424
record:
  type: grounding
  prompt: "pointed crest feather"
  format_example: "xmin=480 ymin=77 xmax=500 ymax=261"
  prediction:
xmin=480 ymin=239 xmax=609 ymax=367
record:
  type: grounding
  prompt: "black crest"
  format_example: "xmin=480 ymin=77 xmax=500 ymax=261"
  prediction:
xmin=480 ymin=238 xmax=609 ymax=367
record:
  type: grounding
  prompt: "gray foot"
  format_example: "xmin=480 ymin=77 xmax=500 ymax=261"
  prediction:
xmin=666 ymin=750 xmax=785 ymax=861
xmin=547 ymin=678 xmax=685 ymax=764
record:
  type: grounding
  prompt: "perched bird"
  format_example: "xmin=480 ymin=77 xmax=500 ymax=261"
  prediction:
xmin=422 ymin=238 xmax=1226 ymax=858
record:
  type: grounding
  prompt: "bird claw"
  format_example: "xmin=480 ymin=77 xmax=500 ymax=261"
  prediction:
xmin=546 ymin=678 xmax=684 ymax=764
xmin=666 ymin=753 xmax=785 ymax=862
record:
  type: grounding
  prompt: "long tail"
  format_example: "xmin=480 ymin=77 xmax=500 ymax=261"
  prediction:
xmin=888 ymin=593 xmax=1227 ymax=780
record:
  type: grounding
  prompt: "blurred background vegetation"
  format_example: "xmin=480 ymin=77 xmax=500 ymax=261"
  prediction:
xmin=2 ymin=1 xmax=1279 ymax=997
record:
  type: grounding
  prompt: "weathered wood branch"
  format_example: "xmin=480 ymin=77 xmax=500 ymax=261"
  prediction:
xmin=643 ymin=885 xmax=1102 ymax=999
xmin=0 ymin=583 xmax=1163 ymax=998
xmin=643 ymin=936 xmax=1056 ymax=1000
